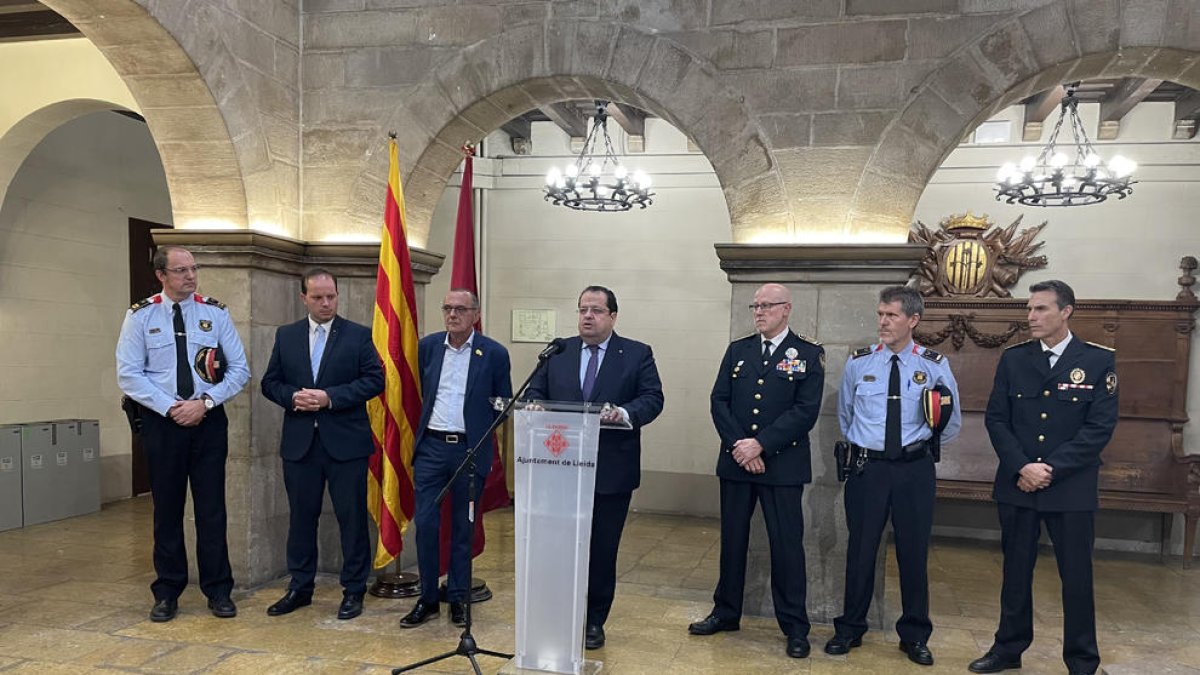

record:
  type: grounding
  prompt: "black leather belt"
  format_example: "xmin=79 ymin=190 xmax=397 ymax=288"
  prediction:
xmin=851 ymin=440 xmax=929 ymax=462
xmin=427 ymin=428 xmax=465 ymax=444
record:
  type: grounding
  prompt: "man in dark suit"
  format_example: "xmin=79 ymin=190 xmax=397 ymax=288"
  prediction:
xmin=969 ymin=280 xmax=1118 ymax=675
xmin=260 ymin=268 xmax=384 ymax=620
xmin=525 ymin=285 xmax=664 ymax=650
xmin=399 ymin=289 xmax=512 ymax=629
xmin=688 ymin=282 xmax=825 ymax=659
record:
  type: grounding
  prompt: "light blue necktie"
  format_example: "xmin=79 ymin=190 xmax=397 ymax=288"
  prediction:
xmin=311 ymin=324 xmax=326 ymax=381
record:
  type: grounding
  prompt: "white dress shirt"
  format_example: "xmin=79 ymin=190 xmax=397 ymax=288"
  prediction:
xmin=429 ymin=330 xmax=474 ymax=433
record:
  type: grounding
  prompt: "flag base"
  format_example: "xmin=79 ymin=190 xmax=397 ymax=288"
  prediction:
xmin=369 ymin=572 xmax=420 ymax=598
xmin=439 ymin=576 xmax=493 ymax=603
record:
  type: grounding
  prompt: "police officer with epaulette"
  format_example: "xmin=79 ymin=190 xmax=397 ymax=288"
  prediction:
xmin=116 ymin=245 xmax=249 ymax=623
xmin=970 ymin=280 xmax=1118 ymax=675
xmin=688 ymin=283 xmax=825 ymax=659
xmin=826 ymin=285 xmax=960 ymax=666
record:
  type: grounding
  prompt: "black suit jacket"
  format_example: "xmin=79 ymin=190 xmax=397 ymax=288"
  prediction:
xmin=985 ymin=337 xmax=1119 ymax=511
xmin=710 ymin=331 xmax=825 ymax=486
xmin=261 ymin=316 xmax=384 ymax=461
xmin=525 ymin=333 xmax=664 ymax=495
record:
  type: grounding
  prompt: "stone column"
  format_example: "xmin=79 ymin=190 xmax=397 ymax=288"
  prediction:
xmin=153 ymin=230 xmax=443 ymax=588
xmin=713 ymin=243 xmax=926 ymax=627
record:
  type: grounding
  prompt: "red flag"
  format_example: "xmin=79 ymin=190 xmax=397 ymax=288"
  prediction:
xmin=367 ymin=138 xmax=422 ymax=568
xmin=437 ymin=147 xmax=513 ymax=576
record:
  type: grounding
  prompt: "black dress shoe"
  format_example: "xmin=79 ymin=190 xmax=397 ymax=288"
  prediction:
xmin=266 ymin=590 xmax=312 ymax=616
xmin=786 ymin=636 xmax=811 ymax=658
xmin=823 ymin=635 xmax=862 ymax=655
xmin=149 ymin=598 xmax=177 ymax=623
xmin=449 ymin=601 xmax=467 ymax=627
xmin=399 ymin=599 xmax=440 ymax=628
xmin=968 ymin=652 xmax=1022 ymax=673
xmin=687 ymin=614 xmax=740 ymax=635
xmin=584 ymin=624 xmax=605 ymax=650
xmin=337 ymin=594 xmax=363 ymax=620
xmin=207 ymin=596 xmax=237 ymax=618
xmin=899 ymin=640 xmax=934 ymax=666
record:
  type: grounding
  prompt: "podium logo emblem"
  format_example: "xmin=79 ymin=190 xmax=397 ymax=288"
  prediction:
xmin=544 ymin=430 xmax=569 ymax=457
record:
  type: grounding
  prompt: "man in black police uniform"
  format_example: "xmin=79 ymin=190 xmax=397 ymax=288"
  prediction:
xmin=969 ymin=280 xmax=1118 ymax=675
xmin=827 ymin=285 xmax=961 ymax=666
xmin=688 ymin=282 xmax=824 ymax=659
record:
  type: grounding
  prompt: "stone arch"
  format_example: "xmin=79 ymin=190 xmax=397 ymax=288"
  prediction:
xmin=41 ymin=0 xmax=251 ymax=229
xmin=344 ymin=21 xmax=779 ymax=245
xmin=0 ymin=100 xmax=145 ymax=215
xmin=856 ymin=0 xmax=1200 ymax=240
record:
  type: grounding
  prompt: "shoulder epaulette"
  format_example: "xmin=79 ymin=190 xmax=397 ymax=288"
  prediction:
xmin=920 ymin=348 xmax=944 ymax=363
xmin=851 ymin=346 xmax=873 ymax=359
xmin=129 ymin=298 xmax=154 ymax=313
xmin=734 ymin=332 xmax=759 ymax=343
xmin=1086 ymin=340 xmax=1116 ymax=352
xmin=199 ymin=296 xmax=228 ymax=310
xmin=796 ymin=332 xmax=822 ymax=346
xmin=1005 ymin=339 xmax=1035 ymax=350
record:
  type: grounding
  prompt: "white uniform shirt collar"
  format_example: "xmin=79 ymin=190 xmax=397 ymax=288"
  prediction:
xmin=762 ymin=327 xmax=790 ymax=353
xmin=1041 ymin=331 xmax=1073 ymax=358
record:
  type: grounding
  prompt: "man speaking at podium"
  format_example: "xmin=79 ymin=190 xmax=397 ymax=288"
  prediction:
xmin=526 ymin=285 xmax=664 ymax=650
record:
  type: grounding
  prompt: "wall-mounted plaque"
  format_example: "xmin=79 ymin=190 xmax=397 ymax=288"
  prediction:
xmin=512 ymin=309 xmax=556 ymax=343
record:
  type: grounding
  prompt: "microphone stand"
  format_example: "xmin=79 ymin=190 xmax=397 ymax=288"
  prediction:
xmin=393 ymin=342 xmax=560 ymax=675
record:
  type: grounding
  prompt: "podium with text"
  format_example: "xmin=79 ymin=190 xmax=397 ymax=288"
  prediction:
xmin=511 ymin=400 xmax=613 ymax=675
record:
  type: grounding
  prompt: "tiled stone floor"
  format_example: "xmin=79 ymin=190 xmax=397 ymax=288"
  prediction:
xmin=0 ymin=496 xmax=1196 ymax=674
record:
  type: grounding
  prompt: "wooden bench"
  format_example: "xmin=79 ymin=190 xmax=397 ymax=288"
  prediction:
xmin=915 ymin=298 xmax=1200 ymax=566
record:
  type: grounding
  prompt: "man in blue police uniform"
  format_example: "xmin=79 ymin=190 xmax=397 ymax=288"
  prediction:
xmin=260 ymin=268 xmax=384 ymax=620
xmin=115 ymin=245 xmax=249 ymax=622
xmin=689 ymin=282 xmax=824 ymax=659
xmin=525 ymin=285 xmax=664 ymax=650
xmin=970 ymin=280 xmax=1118 ymax=675
xmin=400 ymin=289 xmax=512 ymax=630
xmin=827 ymin=285 xmax=961 ymax=666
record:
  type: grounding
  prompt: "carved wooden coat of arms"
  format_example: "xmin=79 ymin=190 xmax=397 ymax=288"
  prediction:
xmin=909 ymin=212 xmax=1049 ymax=297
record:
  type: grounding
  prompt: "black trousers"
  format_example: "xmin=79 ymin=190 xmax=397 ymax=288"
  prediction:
xmin=992 ymin=504 xmax=1098 ymax=674
xmin=413 ymin=436 xmax=486 ymax=603
xmin=282 ymin=428 xmax=371 ymax=596
xmin=587 ymin=491 xmax=632 ymax=627
xmin=712 ymin=480 xmax=808 ymax=638
xmin=141 ymin=406 xmax=233 ymax=601
xmin=834 ymin=455 xmax=935 ymax=643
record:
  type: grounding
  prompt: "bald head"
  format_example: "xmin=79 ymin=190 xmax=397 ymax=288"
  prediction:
xmin=752 ymin=283 xmax=792 ymax=339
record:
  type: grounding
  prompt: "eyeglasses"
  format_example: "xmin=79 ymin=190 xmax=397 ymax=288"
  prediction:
xmin=577 ymin=307 xmax=611 ymax=316
xmin=748 ymin=302 xmax=788 ymax=312
xmin=163 ymin=265 xmax=201 ymax=275
xmin=441 ymin=305 xmax=477 ymax=314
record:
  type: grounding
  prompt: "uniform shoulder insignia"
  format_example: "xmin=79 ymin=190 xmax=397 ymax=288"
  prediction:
xmin=734 ymin=332 xmax=758 ymax=344
xmin=1086 ymin=340 xmax=1116 ymax=352
xmin=796 ymin=332 xmax=822 ymax=346
xmin=1005 ymin=339 xmax=1035 ymax=350
xmin=129 ymin=298 xmax=153 ymax=313
xmin=920 ymin=348 xmax=944 ymax=363
xmin=851 ymin=346 xmax=873 ymax=359
xmin=199 ymin=295 xmax=228 ymax=310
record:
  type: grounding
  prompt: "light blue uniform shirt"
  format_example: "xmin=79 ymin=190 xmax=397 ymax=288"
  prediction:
xmin=115 ymin=292 xmax=250 ymax=417
xmin=429 ymin=330 xmax=474 ymax=433
xmin=838 ymin=341 xmax=962 ymax=450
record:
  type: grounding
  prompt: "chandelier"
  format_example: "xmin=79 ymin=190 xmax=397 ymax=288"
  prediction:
xmin=995 ymin=82 xmax=1137 ymax=207
xmin=544 ymin=101 xmax=653 ymax=212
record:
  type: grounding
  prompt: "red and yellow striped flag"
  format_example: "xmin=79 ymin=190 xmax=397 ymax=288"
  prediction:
xmin=367 ymin=138 xmax=423 ymax=568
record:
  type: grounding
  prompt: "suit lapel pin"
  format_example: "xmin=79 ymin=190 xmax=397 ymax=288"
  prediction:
xmin=475 ymin=348 xmax=483 ymax=356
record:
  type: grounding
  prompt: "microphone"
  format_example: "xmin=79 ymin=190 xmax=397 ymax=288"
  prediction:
xmin=538 ymin=337 xmax=566 ymax=361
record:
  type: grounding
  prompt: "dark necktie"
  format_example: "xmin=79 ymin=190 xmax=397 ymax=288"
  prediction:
xmin=1045 ymin=349 xmax=1055 ymax=369
xmin=173 ymin=303 xmax=194 ymax=399
xmin=582 ymin=344 xmax=600 ymax=401
xmin=885 ymin=354 xmax=901 ymax=456
xmin=762 ymin=340 xmax=772 ymax=366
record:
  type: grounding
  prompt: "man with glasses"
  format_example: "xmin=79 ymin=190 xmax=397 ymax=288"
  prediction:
xmin=116 ymin=245 xmax=249 ymax=622
xmin=689 ymin=283 xmax=824 ymax=659
xmin=260 ymin=268 xmax=384 ymax=620
xmin=525 ymin=285 xmax=664 ymax=650
xmin=400 ymin=289 xmax=512 ymax=629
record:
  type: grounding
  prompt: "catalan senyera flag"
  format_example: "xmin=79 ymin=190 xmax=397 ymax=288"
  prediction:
xmin=367 ymin=138 xmax=422 ymax=569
